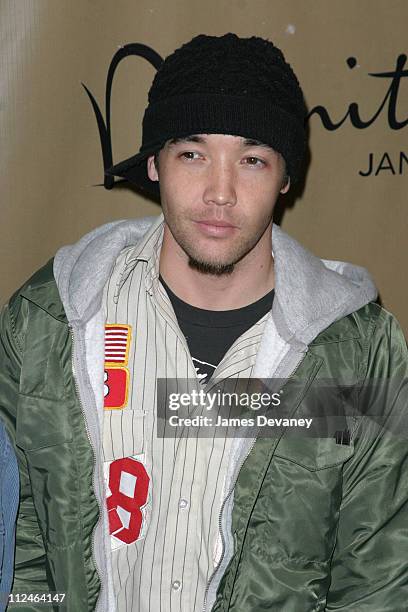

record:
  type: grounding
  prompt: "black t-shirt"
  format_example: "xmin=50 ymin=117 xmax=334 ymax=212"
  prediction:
xmin=159 ymin=275 xmax=274 ymax=384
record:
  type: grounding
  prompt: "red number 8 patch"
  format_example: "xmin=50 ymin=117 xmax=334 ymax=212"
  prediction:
xmin=106 ymin=457 xmax=150 ymax=545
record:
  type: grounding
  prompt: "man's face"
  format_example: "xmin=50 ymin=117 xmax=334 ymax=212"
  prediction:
xmin=147 ymin=133 xmax=290 ymax=276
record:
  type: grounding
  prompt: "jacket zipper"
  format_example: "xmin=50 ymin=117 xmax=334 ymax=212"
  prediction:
xmin=202 ymin=354 xmax=304 ymax=612
xmin=202 ymin=435 xmax=257 ymax=612
xmin=70 ymin=326 xmax=104 ymax=608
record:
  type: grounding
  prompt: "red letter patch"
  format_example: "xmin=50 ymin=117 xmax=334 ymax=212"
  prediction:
xmin=105 ymin=455 xmax=151 ymax=548
xmin=104 ymin=368 xmax=129 ymax=409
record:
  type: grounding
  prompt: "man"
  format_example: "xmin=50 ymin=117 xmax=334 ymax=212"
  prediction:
xmin=1 ymin=33 xmax=407 ymax=611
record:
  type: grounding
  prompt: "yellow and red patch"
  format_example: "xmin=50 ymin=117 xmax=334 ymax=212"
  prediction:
xmin=104 ymin=324 xmax=131 ymax=410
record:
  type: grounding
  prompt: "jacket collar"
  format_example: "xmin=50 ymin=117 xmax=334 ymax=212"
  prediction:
xmin=19 ymin=259 xmax=67 ymax=322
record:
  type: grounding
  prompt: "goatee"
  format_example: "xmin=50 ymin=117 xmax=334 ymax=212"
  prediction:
xmin=188 ymin=256 xmax=235 ymax=276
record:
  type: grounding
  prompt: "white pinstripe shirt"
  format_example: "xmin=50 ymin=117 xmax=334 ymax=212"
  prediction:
xmin=102 ymin=214 xmax=269 ymax=611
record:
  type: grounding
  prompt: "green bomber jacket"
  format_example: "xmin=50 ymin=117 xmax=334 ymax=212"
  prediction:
xmin=1 ymin=215 xmax=408 ymax=611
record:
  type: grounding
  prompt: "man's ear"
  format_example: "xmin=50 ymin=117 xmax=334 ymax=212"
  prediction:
xmin=280 ymin=175 xmax=290 ymax=194
xmin=147 ymin=155 xmax=159 ymax=182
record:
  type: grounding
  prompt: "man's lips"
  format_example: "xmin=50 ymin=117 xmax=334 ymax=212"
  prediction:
xmin=193 ymin=219 xmax=238 ymax=237
xmin=194 ymin=220 xmax=238 ymax=228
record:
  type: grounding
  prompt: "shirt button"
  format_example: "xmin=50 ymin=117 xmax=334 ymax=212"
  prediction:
xmin=172 ymin=580 xmax=181 ymax=591
xmin=179 ymin=498 xmax=188 ymax=509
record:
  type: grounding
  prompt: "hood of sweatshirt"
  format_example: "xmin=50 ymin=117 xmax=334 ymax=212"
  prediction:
xmin=54 ymin=213 xmax=377 ymax=348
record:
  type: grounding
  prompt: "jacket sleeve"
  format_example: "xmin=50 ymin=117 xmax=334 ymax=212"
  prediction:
xmin=0 ymin=420 xmax=19 ymax=612
xmin=0 ymin=300 xmax=51 ymax=598
xmin=326 ymin=307 xmax=408 ymax=611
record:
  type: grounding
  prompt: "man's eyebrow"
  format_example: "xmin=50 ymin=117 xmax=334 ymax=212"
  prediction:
xmin=167 ymin=135 xmax=206 ymax=146
xmin=166 ymin=135 xmax=275 ymax=151
xmin=242 ymin=138 xmax=274 ymax=151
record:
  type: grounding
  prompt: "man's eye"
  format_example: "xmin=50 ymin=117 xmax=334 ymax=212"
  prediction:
xmin=243 ymin=156 xmax=265 ymax=167
xmin=180 ymin=151 xmax=200 ymax=160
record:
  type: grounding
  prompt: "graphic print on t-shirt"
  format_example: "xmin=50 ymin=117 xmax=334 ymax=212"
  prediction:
xmin=191 ymin=356 xmax=217 ymax=383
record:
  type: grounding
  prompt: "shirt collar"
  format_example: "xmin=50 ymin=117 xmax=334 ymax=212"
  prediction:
xmin=118 ymin=212 xmax=164 ymax=297
xmin=127 ymin=212 xmax=164 ymax=263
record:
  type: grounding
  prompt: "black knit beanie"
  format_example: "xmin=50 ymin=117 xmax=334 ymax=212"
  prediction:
xmin=106 ymin=33 xmax=307 ymax=196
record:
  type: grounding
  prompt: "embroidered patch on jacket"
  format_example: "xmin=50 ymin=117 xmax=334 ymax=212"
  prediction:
xmin=104 ymin=454 xmax=151 ymax=549
xmin=104 ymin=324 xmax=132 ymax=410
xmin=105 ymin=324 xmax=132 ymax=365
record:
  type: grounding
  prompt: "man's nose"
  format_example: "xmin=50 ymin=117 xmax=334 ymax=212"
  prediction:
xmin=203 ymin=163 xmax=237 ymax=207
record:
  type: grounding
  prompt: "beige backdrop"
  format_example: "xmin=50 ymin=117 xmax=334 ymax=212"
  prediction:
xmin=1 ymin=0 xmax=407 ymax=332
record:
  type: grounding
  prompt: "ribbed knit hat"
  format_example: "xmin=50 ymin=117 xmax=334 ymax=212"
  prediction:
xmin=106 ymin=33 xmax=307 ymax=196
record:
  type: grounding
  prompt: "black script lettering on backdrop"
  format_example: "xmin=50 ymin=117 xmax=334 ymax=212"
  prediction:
xmin=308 ymin=54 xmax=407 ymax=178
xmin=83 ymin=46 xmax=407 ymax=188
xmin=359 ymin=151 xmax=408 ymax=176
xmin=82 ymin=43 xmax=163 ymax=190
xmin=308 ymin=54 xmax=408 ymax=130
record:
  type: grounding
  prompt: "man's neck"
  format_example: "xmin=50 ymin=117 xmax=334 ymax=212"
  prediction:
xmin=159 ymin=228 xmax=275 ymax=311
